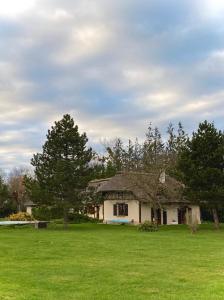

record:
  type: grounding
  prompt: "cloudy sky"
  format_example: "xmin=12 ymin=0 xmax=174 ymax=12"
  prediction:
xmin=0 ymin=0 xmax=224 ymax=170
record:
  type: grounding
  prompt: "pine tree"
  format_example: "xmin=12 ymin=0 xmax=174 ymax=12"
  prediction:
xmin=143 ymin=124 xmax=164 ymax=169
xmin=106 ymin=138 xmax=125 ymax=172
xmin=166 ymin=122 xmax=188 ymax=178
xmin=176 ymin=122 xmax=188 ymax=152
xmin=178 ymin=121 xmax=224 ymax=229
xmin=29 ymin=114 xmax=93 ymax=227
xmin=166 ymin=123 xmax=176 ymax=158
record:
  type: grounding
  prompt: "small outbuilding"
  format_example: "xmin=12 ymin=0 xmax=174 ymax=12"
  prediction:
xmin=24 ymin=201 xmax=36 ymax=215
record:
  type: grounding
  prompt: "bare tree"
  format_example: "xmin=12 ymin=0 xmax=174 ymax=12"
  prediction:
xmin=8 ymin=167 xmax=31 ymax=212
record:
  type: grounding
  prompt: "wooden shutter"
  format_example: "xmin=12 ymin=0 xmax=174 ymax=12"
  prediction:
xmin=124 ymin=204 xmax=128 ymax=216
xmin=113 ymin=204 xmax=117 ymax=216
xmin=118 ymin=204 xmax=122 ymax=216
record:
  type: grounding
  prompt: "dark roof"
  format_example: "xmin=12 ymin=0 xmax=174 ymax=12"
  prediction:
xmin=93 ymin=172 xmax=187 ymax=204
xmin=88 ymin=178 xmax=110 ymax=189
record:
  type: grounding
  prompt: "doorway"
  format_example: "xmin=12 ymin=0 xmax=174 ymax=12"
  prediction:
xmin=178 ymin=208 xmax=186 ymax=224
xmin=151 ymin=208 xmax=161 ymax=224
xmin=163 ymin=210 xmax=167 ymax=225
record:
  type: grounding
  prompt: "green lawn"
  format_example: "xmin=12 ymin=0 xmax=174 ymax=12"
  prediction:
xmin=0 ymin=224 xmax=224 ymax=300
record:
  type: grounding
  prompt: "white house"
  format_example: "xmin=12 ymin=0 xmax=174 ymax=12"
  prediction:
xmin=88 ymin=172 xmax=201 ymax=225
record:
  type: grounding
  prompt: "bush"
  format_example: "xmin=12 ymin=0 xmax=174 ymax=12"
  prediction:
xmin=8 ymin=212 xmax=34 ymax=221
xmin=68 ymin=213 xmax=99 ymax=224
xmin=138 ymin=221 xmax=158 ymax=232
xmin=188 ymin=220 xmax=199 ymax=234
xmin=32 ymin=206 xmax=65 ymax=221
xmin=32 ymin=207 xmax=52 ymax=221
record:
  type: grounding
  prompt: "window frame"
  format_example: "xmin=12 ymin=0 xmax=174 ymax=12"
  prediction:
xmin=113 ymin=203 xmax=128 ymax=217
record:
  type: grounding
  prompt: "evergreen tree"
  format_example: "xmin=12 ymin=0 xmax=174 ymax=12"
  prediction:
xmin=143 ymin=124 xmax=164 ymax=169
xmin=0 ymin=176 xmax=13 ymax=217
xmin=28 ymin=114 xmax=93 ymax=227
xmin=176 ymin=122 xmax=188 ymax=152
xmin=106 ymin=138 xmax=125 ymax=172
xmin=166 ymin=122 xmax=188 ymax=178
xmin=133 ymin=138 xmax=143 ymax=170
xmin=178 ymin=121 xmax=224 ymax=229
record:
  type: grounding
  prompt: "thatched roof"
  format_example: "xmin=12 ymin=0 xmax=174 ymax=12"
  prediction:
xmin=94 ymin=172 xmax=188 ymax=204
xmin=88 ymin=178 xmax=110 ymax=189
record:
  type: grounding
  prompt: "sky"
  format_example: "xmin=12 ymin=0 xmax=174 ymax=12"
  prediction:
xmin=0 ymin=0 xmax=224 ymax=171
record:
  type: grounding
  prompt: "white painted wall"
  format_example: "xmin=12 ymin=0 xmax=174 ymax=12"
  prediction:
xmin=103 ymin=200 xmax=201 ymax=225
xmin=26 ymin=206 xmax=33 ymax=215
xmin=99 ymin=204 xmax=104 ymax=220
xmin=104 ymin=199 xmax=139 ymax=224
xmin=141 ymin=202 xmax=151 ymax=222
xmin=166 ymin=206 xmax=179 ymax=225
xmin=165 ymin=205 xmax=201 ymax=225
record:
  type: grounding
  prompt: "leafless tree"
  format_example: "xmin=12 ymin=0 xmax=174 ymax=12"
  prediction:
xmin=8 ymin=167 xmax=31 ymax=212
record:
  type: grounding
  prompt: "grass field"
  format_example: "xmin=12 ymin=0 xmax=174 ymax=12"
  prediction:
xmin=0 ymin=223 xmax=224 ymax=300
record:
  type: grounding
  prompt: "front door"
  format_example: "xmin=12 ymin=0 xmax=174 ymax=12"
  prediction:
xmin=163 ymin=210 xmax=167 ymax=225
xmin=178 ymin=208 xmax=186 ymax=224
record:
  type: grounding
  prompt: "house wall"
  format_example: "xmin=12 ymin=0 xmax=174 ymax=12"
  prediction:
xmin=104 ymin=199 xmax=139 ymax=224
xmin=164 ymin=205 xmax=201 ymax=225
xmin=26 ymin=206 xmax=33 ymax=215
xmin=141 ymin=202 xmax=151 ymax=222
xmin=103 ymin=200 xmax=201 ymax=225
xmin=99 ymin=204 xmax=104 ymax=219
xmin=166 ymin=205 xmax=179 ymax=224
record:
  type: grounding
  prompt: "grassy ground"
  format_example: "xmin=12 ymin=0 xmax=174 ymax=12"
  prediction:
xmin=0 ymin=224 xmax=224 ymax=300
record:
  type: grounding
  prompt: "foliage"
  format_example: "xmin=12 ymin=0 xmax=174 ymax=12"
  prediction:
xmin=32 ymin=206 xmax=63 ymax=221
xmin=27 ymin=114 xmax=93 ymax=227
xmin=67 ymin=213 xmax=99 ymax=223
xmin=177 ymin=121 xmax=224 ymax=228
xmin=138 ymin=221 xmax=158 ymax=232
xmin=143 ymin=124 xmax=164 ymax=168
xmin=188 ymin=220 xmax=199 ymax=234
xmin=106 ymin=138 xmax=125 ymax=172
xmin=90 ymin=155 xmax=117 ymax=180
xmin=0 ymin=175 xmax=15 ymax=217
xmin=82 ymin=185 xmax=103 ymax=210
xmin=8 ymin=167 xmax=30 ymax=212
xmin=8 ymin=212 xmax=34 ymax=221
xmin=201 ymin=207 xmax=224 ymax=223
xmin=166 ymin=122 xmax=188 ymax=178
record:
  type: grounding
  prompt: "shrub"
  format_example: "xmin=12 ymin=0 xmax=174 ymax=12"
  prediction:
xmin=67 ymin=213 xmax=99 ymax=224
xmin=188 ymin=220 xmax=199 ymax=234
xmin=138 ymin=221 xmax=158 ymax=232
xmin=32 ymin=207 xmax=52 ymax=221
xmin=8 ymin=212 xmax=34 ymax=221
xmin=32 ymin=206 xmax=64 ymax=221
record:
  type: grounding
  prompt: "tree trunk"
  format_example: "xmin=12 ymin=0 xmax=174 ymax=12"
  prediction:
xmin=63 ymin=207 xmax=68 ymax=229
xmin=212 ymin=208 xmax=220 ymax=230
xmin=153 ymin=207 xmax=158 ymax=227
xmin=18 ymin=203 xmax=22 ymax=212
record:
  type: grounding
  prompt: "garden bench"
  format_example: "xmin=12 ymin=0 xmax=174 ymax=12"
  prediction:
xmin=107 ymin=219 xmax=132 ymax=225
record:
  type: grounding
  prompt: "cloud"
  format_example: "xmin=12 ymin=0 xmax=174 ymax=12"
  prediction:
xmin=0 ymin=0 xmax=223 ymax=171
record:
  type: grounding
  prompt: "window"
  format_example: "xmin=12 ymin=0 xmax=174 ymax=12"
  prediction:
xmin=113 ymin=203 xmax=128 ymax=216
